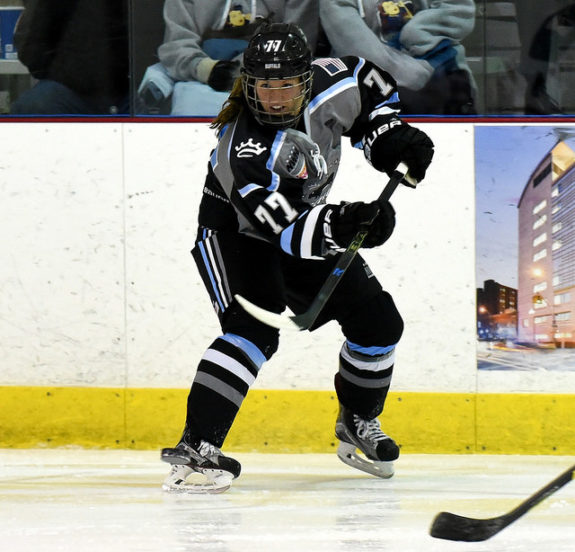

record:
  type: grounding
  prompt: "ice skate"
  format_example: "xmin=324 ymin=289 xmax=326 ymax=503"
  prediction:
xmin=335 ymin=404 xmax=399 ymax=479
xmin=161 ymin=436 xmax=241 ymax=494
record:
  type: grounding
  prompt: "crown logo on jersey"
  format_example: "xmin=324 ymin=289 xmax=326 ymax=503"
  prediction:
xmin=235 ymin=138 xmax=267 ymax=158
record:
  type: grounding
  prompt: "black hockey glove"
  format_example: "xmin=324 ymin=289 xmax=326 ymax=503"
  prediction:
xmin=366 ymin=123 xmax=434 ymax=182
xmin=331 ymin=200 xmax=396 ymax=249
xmin=208 ymin=60 xmax=241 ymax=92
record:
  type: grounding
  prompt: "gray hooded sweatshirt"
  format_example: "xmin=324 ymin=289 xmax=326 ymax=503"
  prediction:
xmin=159 ymin=0 xmax=319 ymax=83
xmin=320 ymin=0 xmax=475 ymax=91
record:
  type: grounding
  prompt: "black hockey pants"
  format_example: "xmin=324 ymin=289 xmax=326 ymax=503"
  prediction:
xmin=187 ymin=228 xmax=404 ymax=446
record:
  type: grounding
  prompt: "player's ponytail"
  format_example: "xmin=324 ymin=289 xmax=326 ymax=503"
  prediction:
xmin=210 ymin=78 xmax=245 ymax=133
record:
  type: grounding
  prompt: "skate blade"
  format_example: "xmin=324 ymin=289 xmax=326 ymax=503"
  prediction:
xmin=162 ymin=467 xmax=234 ymax=494
xmin=337 ymin=442 xmax=395 ymax=479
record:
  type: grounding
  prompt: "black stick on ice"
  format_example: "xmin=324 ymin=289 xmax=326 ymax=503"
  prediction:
xmin=429 ymin=463 xmax=575 ymax=542
xmin=235 ymin=165 xmax=416 ymax=331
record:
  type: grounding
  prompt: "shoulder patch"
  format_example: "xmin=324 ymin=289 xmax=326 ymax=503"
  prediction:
xmin=313 ymin=58 xmax=348 ymax=77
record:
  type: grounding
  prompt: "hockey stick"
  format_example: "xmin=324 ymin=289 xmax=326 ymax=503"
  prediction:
xmin=429 ymin=463 xmax=575 ymax=542
xmin=235 ymin=165 xmax=416 ymax=331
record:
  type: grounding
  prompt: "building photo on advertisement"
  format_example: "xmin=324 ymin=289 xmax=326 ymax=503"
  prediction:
xmin=476 ymin=125 xmax=575 ymax=373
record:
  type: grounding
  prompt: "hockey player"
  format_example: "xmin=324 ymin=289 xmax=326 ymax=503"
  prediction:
xmin=161 ymin=22 xmax=434 ymax=493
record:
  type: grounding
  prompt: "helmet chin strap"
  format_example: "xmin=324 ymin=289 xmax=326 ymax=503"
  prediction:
xmin=258 ymin=111 xmax=305 ymax=129
xmin=258 ymin=97 xmax=305 ymax=128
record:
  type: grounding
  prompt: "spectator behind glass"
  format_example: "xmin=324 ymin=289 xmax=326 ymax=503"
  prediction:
xmin=515 ymin=1 xmax=575 ymax=114
xmin=10 ymin=0 xmax=129 ymax=115
xmin=320 ymin=0 xmax=477 ymax=115
xmin=138 ymin=0 xmax=319 ymax=116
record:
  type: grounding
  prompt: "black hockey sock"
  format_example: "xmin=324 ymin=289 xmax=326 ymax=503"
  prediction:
xmin=335 ymin=342 xmax=395 ymax=419
xmin=185 ymin=334 xmax=265 ymax=447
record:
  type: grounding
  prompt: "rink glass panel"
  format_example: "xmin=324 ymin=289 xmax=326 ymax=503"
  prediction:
xmin=0 ymin=1 xmax=574 ymax=116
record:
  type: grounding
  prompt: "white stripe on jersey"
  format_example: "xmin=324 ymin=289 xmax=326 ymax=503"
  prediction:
xmin=266 ymin=132 xmax=285 ymax=192
xmin=238 ymin=183 xmax=262 ymax=197
xmin=369 ymin=105 xmax=400 ymax=119
xmin=308 ymin=78 xmax=357 ymax=116
xmin=299 ymin=205 xmax=325 ymax=259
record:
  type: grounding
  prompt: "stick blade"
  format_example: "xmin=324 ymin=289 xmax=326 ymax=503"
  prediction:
xmin=234 ymin=294 xmax=306 ymax=331
xmin=429 ymin=512 xmax=506 ymax=542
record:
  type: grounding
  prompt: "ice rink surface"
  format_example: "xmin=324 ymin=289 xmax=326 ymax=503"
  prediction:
xmin=1 ymin=450 xmax=573 ymax=552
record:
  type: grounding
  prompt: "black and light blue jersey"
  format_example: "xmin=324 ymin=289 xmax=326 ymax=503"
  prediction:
xmin=198 ymin=55 xmax=402 ymax=259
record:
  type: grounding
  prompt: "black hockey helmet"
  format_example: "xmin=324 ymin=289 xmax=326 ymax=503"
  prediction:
xmin=241 ymin=22 xmax=313 ymax=128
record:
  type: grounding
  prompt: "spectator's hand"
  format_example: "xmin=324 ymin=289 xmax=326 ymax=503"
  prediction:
xmin=369 ymin=125 xmax=434 ymax=182
xmin=208 ymin=60 xmax=241 ymax=91
xmin=418 ymin=39 xmax=457 ymax=70
xmin=331 ymin=200 xmax=395 ymax=249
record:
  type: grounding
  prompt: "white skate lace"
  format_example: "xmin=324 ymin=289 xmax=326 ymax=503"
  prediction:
xmin=354 ymin=415 xmax=389 ymax=443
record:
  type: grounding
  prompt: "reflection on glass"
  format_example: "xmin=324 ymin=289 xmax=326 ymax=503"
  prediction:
xmin=6 ymin=0 xmax=129 ymax=116
xmin=1 ymin=1 xmax=575 ymax=116
xmin=516 ymin=1 xmax=575 ymax=114
xmin=464 ymin=1 xmax=575 ymax=115
xmin=135 ymin=0 xmax=320 ymax=117
xmin=320 ymin=0 xmax=477 ymax=115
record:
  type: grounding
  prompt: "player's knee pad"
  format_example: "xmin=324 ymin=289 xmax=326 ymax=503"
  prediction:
xmin=221 ymin=303 xmax=280 ymax=360
xmin=342 ymin=291 xmax=404 ymax=347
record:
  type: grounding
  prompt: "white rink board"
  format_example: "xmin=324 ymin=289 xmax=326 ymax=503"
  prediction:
xmin=2 ymin=122 xmax=475 ymax=392
xmin=0 ymin=124 xmax=127 ymax=387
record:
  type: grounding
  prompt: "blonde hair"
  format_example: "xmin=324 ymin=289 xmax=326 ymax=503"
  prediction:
xmin=210 ymin=78 xmax=245 ymax=133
